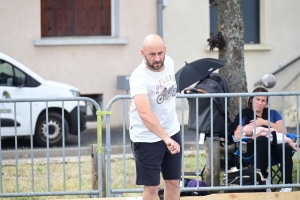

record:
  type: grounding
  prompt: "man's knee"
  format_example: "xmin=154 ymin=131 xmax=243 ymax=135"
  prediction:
xmin=144 ymin=185 xmax=159 ymax=195
xmin=165 ymin=179 xmax=180 ymax=189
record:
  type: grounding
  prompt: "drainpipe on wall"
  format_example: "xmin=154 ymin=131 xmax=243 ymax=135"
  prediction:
xmin=157 ymin=0 xmax=166 ymax=39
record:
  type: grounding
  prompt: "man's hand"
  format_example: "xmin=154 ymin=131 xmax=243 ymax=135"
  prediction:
xmin=164 ymin=138 xmax=180 ymax=154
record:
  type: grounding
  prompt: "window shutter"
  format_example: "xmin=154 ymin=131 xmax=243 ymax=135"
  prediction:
xmin=101 ymin=0 xmax=111 ymax=35
xmin=41 ymin=0 xmax=50 ymax=37
xmin=41 ymin=0 xmax=111 ymax=37
xmin=76 ymin=0 xmax=111 ymax=36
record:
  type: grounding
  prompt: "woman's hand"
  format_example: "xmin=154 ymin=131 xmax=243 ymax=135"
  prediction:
xmin=249 ymin=117 xmax=266 ymax=127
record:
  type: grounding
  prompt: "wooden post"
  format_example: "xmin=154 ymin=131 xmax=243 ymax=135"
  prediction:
xmin=204 ymin=136 xmax=220 ymax=192
xmin=91 ymin=144 xmax=106 ymax=198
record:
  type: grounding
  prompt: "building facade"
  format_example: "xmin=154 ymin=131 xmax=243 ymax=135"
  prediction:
xmin=0 ymin=0 xmax=299 ymax=126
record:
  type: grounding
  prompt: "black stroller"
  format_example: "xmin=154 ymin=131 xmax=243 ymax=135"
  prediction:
xmin=184 ymin=73 xmax=237 ymax=180
xmin=186 ymin=73 xmax=233 ymax=140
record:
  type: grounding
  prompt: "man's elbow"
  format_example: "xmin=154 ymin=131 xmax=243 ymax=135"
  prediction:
xmin=138 ymin=111 xmax=151 ymax=122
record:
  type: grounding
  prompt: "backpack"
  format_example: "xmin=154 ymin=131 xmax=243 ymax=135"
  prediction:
xmin=222 ymin=167 xmax=266 ymax=193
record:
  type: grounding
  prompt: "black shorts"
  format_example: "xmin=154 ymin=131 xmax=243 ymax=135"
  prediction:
xmin=131 ymin=131 xmax=182 ymax=186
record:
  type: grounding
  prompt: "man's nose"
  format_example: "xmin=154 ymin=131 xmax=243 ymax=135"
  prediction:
xmin=154 ymin=55 xmax=160 ymax=61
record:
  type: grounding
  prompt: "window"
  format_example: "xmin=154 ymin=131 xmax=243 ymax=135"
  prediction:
xmin=0 ymin=62 xmax=13 ymax=86
xmin=0 ymin=61 xmax=26 ymax=87
xmin=210 ymin=0 xmax=260 ymax=44
xmin=0 ymin=60 xmax=41 ymax=87
xmin=41 ymin=0 xmax=111 ymax=37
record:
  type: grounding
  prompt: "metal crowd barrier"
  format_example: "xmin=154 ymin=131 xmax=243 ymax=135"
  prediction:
xmin=1 ymin=93 xmax=300 ymax=198
xmin=0 ymin=97 xmax=104 ymax=198
xmin=105 ymin=92 xmax=300 ymax=197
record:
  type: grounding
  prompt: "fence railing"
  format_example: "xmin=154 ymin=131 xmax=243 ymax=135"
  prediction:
xmin=105 ymin=92 xmax=300 ymax=197
xmin=0 ymin=97 xmax=104 ymax=198
xmin=1 ymin=92 xmax=300 ymax=198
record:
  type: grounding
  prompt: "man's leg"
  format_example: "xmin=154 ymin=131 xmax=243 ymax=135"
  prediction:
xmin=161 ymin=132 xmax=182 ymax=200
xmin=164 ymin=179 xmax=180 ymax=200
xmin=143 ymin=185 xmax=159 ymax=200
xmin=131 ymin=140 xmax=166 ymax=199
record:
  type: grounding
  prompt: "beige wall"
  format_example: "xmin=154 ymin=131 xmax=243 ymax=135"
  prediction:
xmin=245 ymin=0 xmax=300 ymax=92
xmin=164 ymin=0 xmax=209 ymax=71
xmin=0 ymin=0 xmax=158 ymax=126
xmin=283 ymin=73 xmax=300 ymax=127
xmin=0 ymin=0 xmax=300 ymax=126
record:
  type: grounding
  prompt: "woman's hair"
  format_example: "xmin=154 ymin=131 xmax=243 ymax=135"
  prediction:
xmin=247 ymin=87 xmax=269 ymax=109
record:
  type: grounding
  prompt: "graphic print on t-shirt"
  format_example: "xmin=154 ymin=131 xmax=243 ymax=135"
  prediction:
xmin=156 ymin=75 xmax=177 ymax=104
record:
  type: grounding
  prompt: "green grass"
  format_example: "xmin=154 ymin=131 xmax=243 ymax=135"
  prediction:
xmin=1 ymin=152 xmax=300 ymax=199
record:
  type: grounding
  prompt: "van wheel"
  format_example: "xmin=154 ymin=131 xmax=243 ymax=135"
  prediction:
xmin=34 ymin=112 xmax=69 ymax=147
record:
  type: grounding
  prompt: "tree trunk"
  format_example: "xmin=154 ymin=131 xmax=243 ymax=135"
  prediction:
xmin=217 ymin=0 xmax=248 ymax=120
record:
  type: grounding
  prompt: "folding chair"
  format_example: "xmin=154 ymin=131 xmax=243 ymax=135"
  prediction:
xmin=270 ymin=133 xmax=297 ymax=185
xmin=232 ymin=133 xmax=297 ymax=191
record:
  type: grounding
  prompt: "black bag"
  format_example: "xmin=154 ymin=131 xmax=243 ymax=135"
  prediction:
xmin=222 ymin=167 xmax=266 ymax=193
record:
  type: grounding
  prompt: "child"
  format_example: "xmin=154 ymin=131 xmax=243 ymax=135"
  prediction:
xmin=243 ymin=126 xmax=298 ymax=151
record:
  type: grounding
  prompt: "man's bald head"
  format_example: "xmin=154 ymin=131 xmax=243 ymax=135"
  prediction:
xmin=142 ymin=34 xmax=165 ymax=50
xmin=141 ymin=34 xmax=166 ymax=72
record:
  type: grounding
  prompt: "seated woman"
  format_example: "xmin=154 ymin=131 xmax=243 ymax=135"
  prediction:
xmin=233 ymin=87 xmax=293 ymax=192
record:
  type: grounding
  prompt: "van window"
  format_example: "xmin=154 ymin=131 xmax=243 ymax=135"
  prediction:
xmin=0 ymin=60 xmax=26 ymax=87
xmin=0 ymin=62 xmax=14 ymax=86
xmin=14 ymin=67 xmax=26 ymax=86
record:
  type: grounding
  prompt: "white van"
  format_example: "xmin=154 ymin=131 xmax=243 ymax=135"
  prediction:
xmin=0 ymin=52 xmax=86 ymax=147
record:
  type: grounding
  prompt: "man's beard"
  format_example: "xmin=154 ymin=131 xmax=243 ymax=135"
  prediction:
xmin=145 ymin=55 xmax=165 ymax=71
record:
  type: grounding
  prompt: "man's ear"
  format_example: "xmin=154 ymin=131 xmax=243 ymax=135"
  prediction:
xmin=141 ymin=49 xmax=145 ymax=57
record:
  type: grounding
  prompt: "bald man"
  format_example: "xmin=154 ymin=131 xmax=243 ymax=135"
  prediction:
xmin=129 ymin=34 xmax=181 ymax=200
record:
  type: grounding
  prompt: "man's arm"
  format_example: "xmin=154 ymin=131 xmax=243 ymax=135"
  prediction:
xmin=133 ymin=94 xmax=180 ymax=154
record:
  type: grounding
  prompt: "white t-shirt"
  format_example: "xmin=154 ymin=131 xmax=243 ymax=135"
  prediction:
xmin=129 ymin=55 xmax=180 ymax=142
